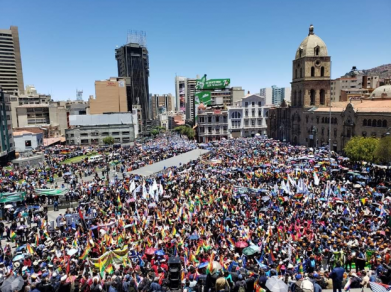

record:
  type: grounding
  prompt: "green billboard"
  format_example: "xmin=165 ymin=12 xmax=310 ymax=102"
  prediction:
xmin=194 ymin=91 xmax=211 ymax=121
xmin=195 ymin=75 xmax=230 ymax=90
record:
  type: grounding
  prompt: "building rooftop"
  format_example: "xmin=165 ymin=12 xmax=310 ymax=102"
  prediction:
xmin=13 ymin=130 xmax=39 ymax=136
xmin=312 ymin=99 xmax=391 ymax=113
xmin=16 ymin=104 xmax=49 ymax=108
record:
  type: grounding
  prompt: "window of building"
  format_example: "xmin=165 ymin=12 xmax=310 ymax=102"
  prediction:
xmin=321 ymin=66 xmax=325 ymax=77
xmin=377 ymin=120 xmax=382 ymax=127
xmin=122 ymin=132 xmax=130 ymax=135
xmin=245 ymin=110 xmax=248 ymax=117
xmin=251 ymin=110 xmax=255 ymax=117
xmin=251 ymin=119 xmax=255 ymax=126
xmin=347 ymin=129 xmax=351 ymax=138
xmin=367 ymin=119 xmax=372 ymax=126
xmin=112 ymin=132 xmax=120 ymax=136
xmin=334 ymin=128 xmax=337 ymax=137
xmin=244 ymin=120 xmax=249 ymax=126
xmin=258 ymin=119 xmax=262 ymax=125
xmin=81 ymin=139 xmax=89 ymax=144
xmin=383 ymin=120 xmax=387 ymax=127
xmin=372 ymin=119 xmax=377 ymax=127
xmin=252 ymin=102 xmax=255 ymax=107
xmin=258 ymin=101 xmax=262 ymax=107
xmin=295 ymin=69 xmax=298 ymax=79
xmin=300 ymin=68 xmax=303 ymax=78
xmin=258 ymin=110 xmax=262 ymax=117
xmin=101 ymin=132 xmax=109 ymax=136
xmin=200 ymin=127 xmax=204 ymax=133
xmin=80 ymin=133 xmax=88 ymax=137
xmin=315 ymin=47 xmax=319 ymax=56
xmin=199 ymin=117 xmax=204 ymax=123
xmin=25 ymin=140 xmax=32 ymax=147
xmin=208 ymin=117 xmax=212 ymax=123
xmin=208 ymin=127 xmax=212 ymax=133
xmin=244 ymin=102 xmax=248 ymax=107
xmin=363 ymin=119 xmax=367 ymax=126
xmin=317 ymin=117 xmax=319 ymax=124
xmin=311 ymin=67 xmax=315 ymax=77
xmin=320 ymin=89 xmax=325 ymax=105
xmin=310 ymin=89 xmax=315 ymax=105
xmin=231 ymin=112 xmax=241 ymax=119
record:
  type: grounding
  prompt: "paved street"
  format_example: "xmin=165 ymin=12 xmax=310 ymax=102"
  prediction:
xmin=128 ymin=148 xmax=210 ymax=176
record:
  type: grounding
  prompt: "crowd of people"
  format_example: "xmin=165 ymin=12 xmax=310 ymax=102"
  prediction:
xmin=0 ymin=136 xmax=390 ymax=292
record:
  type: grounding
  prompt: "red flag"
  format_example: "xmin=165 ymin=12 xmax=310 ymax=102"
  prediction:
xmin=79 ymin=208 xmax=84 ymax=220
xmin=66 ymin=256 xmax=70 ymax=275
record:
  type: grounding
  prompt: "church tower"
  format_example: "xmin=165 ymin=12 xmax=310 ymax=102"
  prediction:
xmin=291 ymin=25 xmax=331 ymax=108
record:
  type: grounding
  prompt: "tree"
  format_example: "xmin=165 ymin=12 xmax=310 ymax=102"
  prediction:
xmin=103 ymin=136 xmax=114 ymax=145
xmin=344 ymin=136 xmax=378 ymax=162
xmin=174 ymin=125 xmax=195 ymax=140
xmin=375 ymin=136 xmax=391 ymax=164
xmin=150 ymin=129 xmax=159 ymax=136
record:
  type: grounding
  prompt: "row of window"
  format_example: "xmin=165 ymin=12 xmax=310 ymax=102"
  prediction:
xmin=244 ymin=101 xmax=263 ymax=107
xmin=199 ymin=127 xmax=228 ymax=134
xmin=198 ymin=116 xmax=228 ymax=123
xmin=363 ymin=119 xmax=387 ymax=128
xmin=292 ymin=89 xmax=327 ymax=106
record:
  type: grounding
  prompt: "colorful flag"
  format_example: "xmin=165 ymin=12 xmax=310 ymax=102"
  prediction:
xmin=293 ymin=194 xmax=303 ymax=200
xmin=360 ymin=198 xmax=367 ymax=205
xmin=10 ymin=231 xmax=16 ymax=241
xmin=207 ymin=252 xmax=214 ymax=274
xmin=117 ymin=194 xmax=122 ymax=209
xmin=105 ymin=264 xmax=114 ymax=275
xmin=172 ymin=227 xmax=177 ymax=237
xmin=26 ymin=244 xmax=34 ymax=255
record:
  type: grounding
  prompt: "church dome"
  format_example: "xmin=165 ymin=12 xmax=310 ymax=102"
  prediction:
xmin=295 ymin=25 xmax=328 ymax=59
xmin=370 ymin=85 xmax=391 ymax=99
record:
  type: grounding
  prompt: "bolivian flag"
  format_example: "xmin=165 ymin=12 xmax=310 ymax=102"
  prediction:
xmin=26 ymin=244 xmax=34 ymax=254
xmin=10 ymin=231 xmax=16 ymax=242
xmin=172 ymin=227 xmax=177 ymax=237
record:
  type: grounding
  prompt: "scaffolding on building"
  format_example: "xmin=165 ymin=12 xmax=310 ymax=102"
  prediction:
xmin=127 ymin=30 xmax=147 ymax=47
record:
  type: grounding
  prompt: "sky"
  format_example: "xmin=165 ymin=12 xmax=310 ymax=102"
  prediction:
xmin=1 ymin=0 xmax=390 ymax=101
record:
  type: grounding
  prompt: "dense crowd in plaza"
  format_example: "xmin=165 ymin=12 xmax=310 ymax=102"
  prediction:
xmin=0 ymin=135 xmax=390 ymax=292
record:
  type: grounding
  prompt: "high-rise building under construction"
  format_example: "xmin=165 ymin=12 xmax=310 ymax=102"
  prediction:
xmin=115 ymin=31 xmax=149 ymax=125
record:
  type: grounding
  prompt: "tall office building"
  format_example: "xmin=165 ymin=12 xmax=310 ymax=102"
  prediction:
xmin=0 ymin=88 xmax=15 ymax=165
xmin=0 ymin=26 xmax=24 ymax=94
xmin=115 ymin=40 xmax=149 ymax=125
xmin=260 ymin=86 xmax=291 ymax=105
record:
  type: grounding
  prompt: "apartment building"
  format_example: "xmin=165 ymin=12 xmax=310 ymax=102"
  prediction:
xmin=197 ymin=106 xmax=229 ymax=142
xmin=228 ymin=94 xmax=270 ymax=138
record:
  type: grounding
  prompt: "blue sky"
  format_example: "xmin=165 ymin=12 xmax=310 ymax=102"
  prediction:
xmin=1 ymin=0 xmax=390 ymax=101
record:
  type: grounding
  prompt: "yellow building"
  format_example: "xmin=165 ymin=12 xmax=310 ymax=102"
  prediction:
xmin=89 ymin=77 xmax=128 ymax=114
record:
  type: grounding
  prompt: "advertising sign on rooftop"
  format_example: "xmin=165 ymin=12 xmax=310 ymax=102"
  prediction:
xmin=195 ymin=75 xmax=230 ymax=90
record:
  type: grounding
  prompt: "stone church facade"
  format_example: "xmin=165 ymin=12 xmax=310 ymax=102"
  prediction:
xmin=268 ymin=25 xmax=391 ymax=152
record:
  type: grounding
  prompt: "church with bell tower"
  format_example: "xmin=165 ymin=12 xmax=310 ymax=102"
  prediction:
xmin=268 ymin=24 xmax=391 ymax=152
xmin=291 ymin=24 xmax=331 ymax=108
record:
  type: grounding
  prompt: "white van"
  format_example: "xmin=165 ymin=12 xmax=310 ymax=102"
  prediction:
xmin=88 ymin=155 xmax=103 ymax=163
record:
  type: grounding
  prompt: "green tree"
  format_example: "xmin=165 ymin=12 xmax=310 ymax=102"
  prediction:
xmin=344 ymin=136 xmax=378 ymax=162
xmin=150 ymin=129 xmax=159 ymax=136
xmin=375 ymin=136 xmax=391 ymax=164
xmin=174 ymin=125 xmax=195 ymax=140
xmin=103 ymin=136 xmax=114 ymax=145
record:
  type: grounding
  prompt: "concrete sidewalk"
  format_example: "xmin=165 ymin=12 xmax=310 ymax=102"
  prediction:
xmin=128 ymin=148 xmax=209 ymax=176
